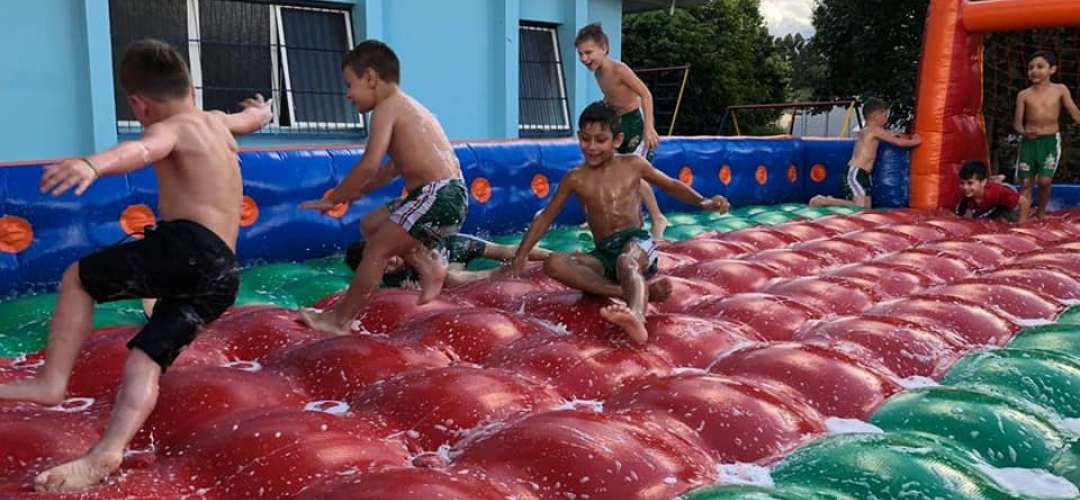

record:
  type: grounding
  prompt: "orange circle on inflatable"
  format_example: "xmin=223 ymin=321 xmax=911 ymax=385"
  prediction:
xmin=471 ymin=177 xmax=492 ymax=204
xmin=755 ymin=165 xmax=769 ymax=185
xmin=0 ymin=216 xmax=33 ymax=254
xmin=322 ymin=189 xmax=349 ymax=219
xmin=678 ymin=166 xmax=693 ymax=185
xmin=120 ymin=204 xmax=156 ymax=238
xmin=240 ymin=195 xmax=259 ymax=227
xmin=531 ymin=174 xmax=550 ymax=198
xmin=401 ymin=186 xmax=409 ymax=199
xmin=787 ymin=164 xmax=798 ymax=183
xmin=718 ymin=165 xmax=732 ymax=185
xmin=811 ymin=164 xmax=827 ymax=182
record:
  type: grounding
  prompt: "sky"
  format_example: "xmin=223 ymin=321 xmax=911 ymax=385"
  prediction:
xmin=759 ymin=0 xmax=816 ymax=38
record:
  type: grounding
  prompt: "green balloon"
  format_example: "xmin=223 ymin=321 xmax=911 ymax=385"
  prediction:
xmin=1009 ymin=324 xmax=1080 ymax=357
xmin=1050 ymin=440 xmax=1080 ymax=487
xmin=1057 ymin=306 xmax=1080 ymax=325
xmin=706 ymin=217 xmax=754 ymax=232
xmin=283 ymin=274 xmax=351 ymax=307
xmin=870 ymin=386 xmax=1069 ymax=469
xmin=304 ymin=255 xmax=353 ymax=278
xmin=680 ymin=484 xmax=834 ymax=500
xmin=943 ymin=348 xmax=1080 ymax=419
xmin=732 ymin=205 xmax=772 ymax=217
xmin=749 ymin=211 xmax=797 ymax=226
xmin=772 ymin=432 xmax=1013 ymax=500
xmin=93 ymin=299 xmax=147 ymax=329
xmin=665 ymin=213 xmax=701 ymax=225
xmin=774 ymin=203 xmax=806 ymax=213
xmin=664 ymin=224 xmax=707 ymax=241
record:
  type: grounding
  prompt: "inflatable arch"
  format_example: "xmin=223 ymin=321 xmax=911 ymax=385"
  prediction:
xmin=912 ymin=0 xmax=1080 ymax=209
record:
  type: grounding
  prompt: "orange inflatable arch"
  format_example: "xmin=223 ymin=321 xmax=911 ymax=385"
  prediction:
xmin=912 ymin=0 xmax=1080 ymax=209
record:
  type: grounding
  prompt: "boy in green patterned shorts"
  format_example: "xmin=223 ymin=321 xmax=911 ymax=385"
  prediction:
xmin=300 ymin=41 xmax=466 ymax=335
xmin=511 ymin=102 xmax=729 ymax=345
xmin=1014 ymin=50 xmax=1080 ymax=219
xmin=575 ymin=23 xmax=670 ymax=240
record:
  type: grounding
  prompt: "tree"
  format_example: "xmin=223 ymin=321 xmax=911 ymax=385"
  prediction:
xmin=623 ymin=0 xmax=790 ymax=135
xmin=811 ymin=0 xmax=930 ymax=129
xmin=776 ymin=33 xmax=826 ymax=102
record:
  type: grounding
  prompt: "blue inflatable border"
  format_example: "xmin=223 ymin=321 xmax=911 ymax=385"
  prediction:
xmin=0 ymin=136 xmax=916 ymax=296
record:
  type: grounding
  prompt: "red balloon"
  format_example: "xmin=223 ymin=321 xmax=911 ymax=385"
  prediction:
xmin=876 ymin=223 xmax=947 ymax=243
xmin=487 ymin=335 xmax=672 ymax=400
xmin=969 ymin=232 xmax=1043 ymax=254
xmin=689 ymin=293 xmax=824 ymax=341
xmin=916 ymin=240 xmax=1011 ymax=271
xmin=671 ymin=260 xmax=779 ymax=294
xmin=839 ymin=229 xmax=920 ymax=254
xmin=925 ymin=283 xmax=1064 ymax=322
xmin=971 ymin=268 xmax=1080 ymax=302
xmin=795 ymin=238 xmax=876 ymax=265
xmin=764 ymin=276 xmax=879 ymax=315
xmin=392 ymin=308 xmax=557 ymax=363
xmin=826 ymin=261 xmax=936 ymax=298
xmin=719 ymin=227 xmax=798 ymax=251
xmin=866 ymin=296 xmax=1020 ymax=346
xmin=642 ymin=314 xmax=763 ymax=368
xmin=795 ymin=315 xmax=969 ymax=378
xmin=651 ymin=276 xmax=728 ymax=314
xmin=769 ymin=220 xmax=841 ymax=242
xmin=811 ymin=214 xmax=877 ymax=233
xmin=0 ymin=406 xmax=107 ymax=487
xmin=658 ymin=237 xmax=753 ymax=260
xmin=448 ymin=277 xmax=563 ymax=311
xmin=313 ymin=289 xmax=464 ymax=334
xmin=922 ymin=218 xmax=993 ymax=238
xmin=655 ymin=250 xmax=698 ymax=272
xmin=608 ymin=373 xmax=825 ymax=463
xmin=518 ymin=291 xmax=629 ymax=339
xmin=299 ymin=467 xmax=515 ymax=500
xmin=201 ymin=306 xmax=319 ymax=361
xmin=350 ymin=366 xmax=563 ymax=450
xmin=709 ymin=342 xmax=901 ymax=419
xmin=875 ymin=250 xmax=976 ymax=282
xmin=746 ymin=248 xmax=832 ymax=277
xmin=451 ymin=409 xmax=717 ymax=500
xmin=264 ymin=335 xmax=450 ymax=401
xmin=176 ymin=410 xmax=409 ymax=498
xmin=1010 ymin=251 xmax=1080 ymax=279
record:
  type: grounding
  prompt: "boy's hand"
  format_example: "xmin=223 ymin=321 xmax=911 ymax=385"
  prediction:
xmin=1022 ymin=128 xmax=1037 ymax=139
xmin=41 ymin=158 xmax=98 ymax=196
xmin=645 ymin=127 xmax=660 ymax=152
xmin=300 ymin=199 xmax=339 ymax=212
xmin=701 ymin=195 xmax=730 ymax=213
xmin=508 ymin=256 xmax=528 ymax=277
xmin=910 ymin=133 xmax=922 ymax=144
xmin=240 ymin=93 xmax=272 ymax=112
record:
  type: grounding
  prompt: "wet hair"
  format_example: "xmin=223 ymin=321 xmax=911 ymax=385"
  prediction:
xmin=342 ymin=40 xmax=400 ymax=84
xmin=1030 ymin=50 xmax=1058 ymax=67
xmin=862 ymin=97 xmax=889 ymax=118
xmin=119 ymin=39 xmax=192 ymax=100
xmin=344 ymin=241 xmax=365 ymax=271
xmin=578 ymin=101 xmax=621 ymax=135
xmin=575 ymin=23 xmax=609 ymax=49
xmin=958 ymin=160 xmax=989 ymax=181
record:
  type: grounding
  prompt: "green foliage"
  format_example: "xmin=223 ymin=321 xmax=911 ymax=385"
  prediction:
xmin=810 ymin=0 xmax=930 ymax=129
xmin=776 ymin=33 xmax=826 ymax=102
xmin=623 ymin=0 xmax=791 ymax=135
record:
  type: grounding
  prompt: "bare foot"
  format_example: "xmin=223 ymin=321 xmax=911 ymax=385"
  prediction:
xmin=647 ymin=277 xmax=673 ymax=303
xmin=35 ymin=452 xmax=122 ymax=492
xmin=298 ymin=308 xmax=350 ymax=336
xmin=414 ymin=261 xmax=447 ymax=306
xmin=808 ymin=195 xmax=825 ymax=207
xmin=0 ymin=377 xmax=65 ymax=406
xmin=600 ymin=304 xmax=649 ymax=345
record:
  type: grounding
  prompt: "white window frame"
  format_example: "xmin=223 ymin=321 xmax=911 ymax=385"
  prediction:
xmin=118 ymin=1 xmax=361 ymax=131
xmin=519 ymin=24 xmax=571 ymax=133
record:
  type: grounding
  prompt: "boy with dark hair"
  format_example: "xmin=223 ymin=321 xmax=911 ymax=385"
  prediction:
xmin=575 ymin=22 xmax=670 ymax=240
xmin=511 ymin=101 xmax=729 ymax=344
xmin=0 ymin=39 xmax=271 ymax=491
xmin=956 ymin=160 xmax=1025 ymax=222
xmin=810 ymin=97 xmax=921 ymax=209
xmin=1014 ymin=50 xmax=1080 ymax=219
xmin=345 ymin=234 xmax=550 ymax=288
xmin=300 ymin=40 xmax=466 ymax=335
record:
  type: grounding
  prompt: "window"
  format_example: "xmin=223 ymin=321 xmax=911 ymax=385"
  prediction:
xmin=109 ymin=0 xmax=361 ymax=135
xmin=519 ymin=23 xmax=571 ymax=138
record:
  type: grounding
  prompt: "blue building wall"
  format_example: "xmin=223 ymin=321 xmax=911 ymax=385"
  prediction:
xmin=0 ymin=0 xmax=623 ymax=163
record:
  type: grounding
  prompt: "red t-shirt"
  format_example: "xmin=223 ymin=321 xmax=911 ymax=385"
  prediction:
xmin=956 ymin=181 xmax=1019 ymax=219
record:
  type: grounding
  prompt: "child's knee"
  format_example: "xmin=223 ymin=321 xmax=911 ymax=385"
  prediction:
xmin=616 ymin=252 xmax=643 ymax=276
xmin=542 ymin=254 xmax=568 ymax=277
xmin=61 ymin=262 xmax=83 ymax=289
xmin=1038 ymin=177 xmax=1053 ymax=189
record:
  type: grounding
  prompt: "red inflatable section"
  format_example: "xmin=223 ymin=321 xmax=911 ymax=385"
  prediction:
xmin=2 ymin=211 xmax=1080 ymax=498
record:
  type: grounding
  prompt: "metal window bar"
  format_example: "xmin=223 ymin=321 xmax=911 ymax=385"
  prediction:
xmin=110 ymin=0 xmax=362 ymax=137
xmin=519 ymin=24 xmax=571 ymax=138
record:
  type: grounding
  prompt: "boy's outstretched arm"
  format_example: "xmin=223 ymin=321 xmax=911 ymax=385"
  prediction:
xmin=302 ymin=109 xmax=395 ymax=210
xmin=40 ymin=123 xmax=178 ymax=197
xmin=640 ymin=159 xmax=729 ymax=212
xmin=617 ymin=64 xmax=659 ymax=151
xmin=875 ymin=129 xmax=922 ymax=148
xmin=219 ymin=94 xmax=273 ymax=135
xmin=510 ymin=175 xmax=574 ymax=274
xmin=1014 ymin=92 xmax=1030 ymax=137
xmin=1061 ymin=87 xmax=1080 ymax=123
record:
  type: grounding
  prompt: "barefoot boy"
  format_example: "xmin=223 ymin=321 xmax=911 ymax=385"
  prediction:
xmin=345 ymin=234 xmax=550 ymax=288
xmin=300 ymin=40 xmax=466 ymax=335
xmin=809 ymin=98 xmax=921 ymax=209
xmin=575 ymin=23 xmax=669 ymax=239
xmin=0 ymin=39 xmax=271 ymax=491
xmin=956 ymin=160 xmax=1026 ymax=222
xmin=511 ymin=102 xmax=729 ymax=344
xmin=1014 ymin=50 xmax=1080 ymax=219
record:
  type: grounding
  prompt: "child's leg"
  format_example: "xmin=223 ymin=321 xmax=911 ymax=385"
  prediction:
xmin=401 ymin=243 xmax=447 ymax=305
xmin=640 ymin=181 xmax=668 ymax=240
xmin=599 ymin=245 xmax=651 ymax=344
xmin=809 ymin=195 xmax=861 ymax=207
xmin=361 ymin=206 xmax=392 ymax=238
xmin=0 ymin=263 xmax=94 ymax=405
xmin=543 ymin=253 xmax=671 ymax=302
xmin=485 ymin=242 xmax=550 ymax=261
xmin=1019 ymin=177 xmax=1035 ymax=219
xmin=302 ymin=223 xmax=416 ymax=335
xmin=35 ymin=348 xmax=160 ymax=492
xmin=1036 ymin=176 xmax=1052 ymax=218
